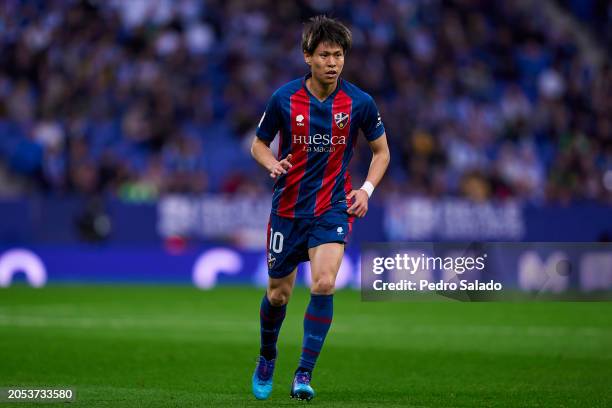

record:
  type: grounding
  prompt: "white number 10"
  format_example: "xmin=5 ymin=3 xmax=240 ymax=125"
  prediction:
xmin=269 ymin=229 xmax=284 ymax=253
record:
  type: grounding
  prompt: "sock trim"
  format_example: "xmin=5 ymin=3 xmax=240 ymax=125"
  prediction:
xmin=302 ymin=347 xmax=319 ymax=356
xmin=304 ymin=313 xmax=332 ymax=324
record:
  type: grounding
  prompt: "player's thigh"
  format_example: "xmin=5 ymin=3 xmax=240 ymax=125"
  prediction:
xmin=308 ymin=242 xmax=345 ymax=291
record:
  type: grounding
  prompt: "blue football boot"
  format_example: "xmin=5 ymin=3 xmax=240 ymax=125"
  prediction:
xmin=290 ymin=370 xmax=315 ymax=401
xmin=252 ymin=356 xmax=275 ymax=400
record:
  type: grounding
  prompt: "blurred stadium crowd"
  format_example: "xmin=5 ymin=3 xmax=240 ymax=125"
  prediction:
xmin=0 ymin=0 xmax=610 ymax=204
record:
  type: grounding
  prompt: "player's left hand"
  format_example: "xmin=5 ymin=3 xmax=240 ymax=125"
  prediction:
xmin=347 ymin=189 xmax=369 ymax=218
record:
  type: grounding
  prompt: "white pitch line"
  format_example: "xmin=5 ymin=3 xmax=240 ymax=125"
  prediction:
xmin=0 ymin=314 xmax=610 ymax=338
xmin=0 ymin=314 xmax=255 ymax=331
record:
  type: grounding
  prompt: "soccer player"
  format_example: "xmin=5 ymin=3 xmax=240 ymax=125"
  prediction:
xmin=250 ymin=15 xmax=390 ymax=401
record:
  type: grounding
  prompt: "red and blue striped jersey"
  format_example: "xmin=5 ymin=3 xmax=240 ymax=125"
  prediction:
xmin=256 ymin=73 xmax=385 ymax=218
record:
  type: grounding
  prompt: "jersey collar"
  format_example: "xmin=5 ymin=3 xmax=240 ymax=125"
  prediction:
xmin=302 ymin=73 xmax=342 ymax=103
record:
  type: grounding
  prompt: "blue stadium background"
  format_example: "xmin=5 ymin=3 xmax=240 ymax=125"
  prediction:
xmin=0 ymin=0 xmax=610 ymax=288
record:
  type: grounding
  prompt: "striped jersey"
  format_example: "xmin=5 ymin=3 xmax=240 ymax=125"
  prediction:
xmin=256 ymin=73 xmax=385 ymax=218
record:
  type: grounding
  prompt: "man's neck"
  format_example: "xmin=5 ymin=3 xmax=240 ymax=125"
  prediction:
xmin=306 ymin=77 xmax=337 ymax=102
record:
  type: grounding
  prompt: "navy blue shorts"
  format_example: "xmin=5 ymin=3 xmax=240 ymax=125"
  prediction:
xmin=266 ymin=208 xmax=354 ymax=279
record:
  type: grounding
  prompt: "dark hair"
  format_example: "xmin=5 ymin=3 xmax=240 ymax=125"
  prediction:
xmin=301 ymin=15 xmax=352 ymax=55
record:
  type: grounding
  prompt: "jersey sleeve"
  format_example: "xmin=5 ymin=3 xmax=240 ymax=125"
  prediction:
xmin=255 ymin=92 xmax=282 ymax=142
xmin=361 ymin=95 xmax=385 ymax=141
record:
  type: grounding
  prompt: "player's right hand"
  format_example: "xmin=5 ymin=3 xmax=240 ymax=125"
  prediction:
xmin=269 ymin=154 xmax=293 ymax=178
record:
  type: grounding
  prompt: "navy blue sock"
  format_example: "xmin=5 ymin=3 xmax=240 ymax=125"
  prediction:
xmin=299 ymin=294 xmax=333 ymax=372
xmin=259 ymin=293 xmax=286 ymax=360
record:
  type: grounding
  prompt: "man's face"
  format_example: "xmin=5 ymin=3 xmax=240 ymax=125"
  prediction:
xmin=304 ymin=42 xmax=345 ymax=86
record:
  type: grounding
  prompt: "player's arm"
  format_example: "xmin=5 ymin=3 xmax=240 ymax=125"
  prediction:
xmin=347 ymin=133 xmax=390 ymax=217
xmin=250 ymin=137 xmax=293 ymax=179
xmin=252 ymin=91 xmax=292 ymax=179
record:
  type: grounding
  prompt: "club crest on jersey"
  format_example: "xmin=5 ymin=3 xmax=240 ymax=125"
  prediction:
xmin=268 ymin=254 xmax=276 ymax=269
xmin=334 ymin=112 xmax=349 ymax=129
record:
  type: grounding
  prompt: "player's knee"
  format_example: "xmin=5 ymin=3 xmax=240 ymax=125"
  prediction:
xmin=312 ymin=276 xmax=335 ymax=294
xmin=268 ymin=288 xmax=290 ymax=306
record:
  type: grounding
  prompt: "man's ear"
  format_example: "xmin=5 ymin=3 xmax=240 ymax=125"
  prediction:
xmin=304 ymin=52 xmax=312 ymax=66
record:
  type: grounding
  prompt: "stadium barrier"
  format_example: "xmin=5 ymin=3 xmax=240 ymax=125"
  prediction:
xmin=0 ymin=244 xmax=610 ymax=293
xmin=0 ymin=196 xmax=611 ymax=244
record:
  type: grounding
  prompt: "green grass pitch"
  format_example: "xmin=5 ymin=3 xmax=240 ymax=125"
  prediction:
xmin=0 ymin=285 xmax=610 ymax=407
